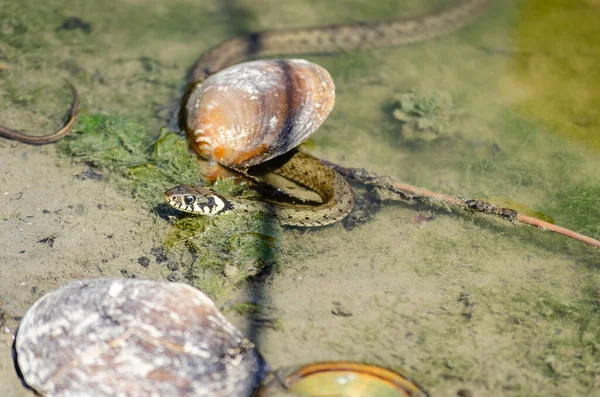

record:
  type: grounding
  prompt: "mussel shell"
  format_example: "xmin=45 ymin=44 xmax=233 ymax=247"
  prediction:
xmin=258 ymin=361 xmax=429 ymax=397
xmin=182 ymin=59 xmax=335 ymax=168
xmin=15 ymin=278 xmax=268 ymax=397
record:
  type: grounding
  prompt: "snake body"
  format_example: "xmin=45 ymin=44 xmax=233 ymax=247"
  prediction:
xmin=171 ymin=0 xmax=492 ymax=226
xmin=166 ymin=151 xmax=355 ymax=227
xmin=0 ymin=80 xmax=79 ymax=144
xmin=188 ymin=0 xmax=491 ymax=82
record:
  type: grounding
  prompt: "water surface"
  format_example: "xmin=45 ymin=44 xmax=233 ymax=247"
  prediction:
xmin=1 ymin=1 xmax=599 ymax=396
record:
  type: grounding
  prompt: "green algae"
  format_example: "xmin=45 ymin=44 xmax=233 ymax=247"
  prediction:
xmin=58 ymin=113 xmax=200 ymax=204
xmin=164 ymin=211 xmax=281 ymax=298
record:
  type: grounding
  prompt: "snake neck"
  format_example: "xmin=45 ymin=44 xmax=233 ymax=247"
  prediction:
xmin=187 ymin=0 xmax=492 ymax=82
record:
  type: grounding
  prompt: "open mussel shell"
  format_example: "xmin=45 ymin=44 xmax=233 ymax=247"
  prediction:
xmin=181 ymin=59 xmax=335 ymax=169
xmin=258 ymin=361 xmax=429 ymax=397
xmin=15 ymin=278 xmax=268 ymax=397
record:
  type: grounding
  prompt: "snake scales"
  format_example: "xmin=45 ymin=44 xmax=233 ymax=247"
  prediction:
xmin=0 ymin=0 xmax=492 ymax=226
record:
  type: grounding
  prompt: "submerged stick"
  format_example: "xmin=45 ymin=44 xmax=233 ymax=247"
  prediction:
xmin=324 ymin=161 xmax=600 ymax=250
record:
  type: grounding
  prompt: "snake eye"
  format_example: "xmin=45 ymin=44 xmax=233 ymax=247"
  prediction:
xmin=183 ymin=195 xmax=195 ymax=205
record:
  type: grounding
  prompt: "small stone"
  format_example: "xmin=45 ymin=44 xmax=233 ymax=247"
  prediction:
xmin=457 ymin=389 xmax=473 ymax=397
xmin=76 ymin=167 xmax=104 ymax=181
xmin=56 ymin=17 xmax=92 ymax=34
xmin=37 ymin=235 xmax=57 ymax=248
xmin=166 ymin=273 xmax=179 ymax=282
xmin=331 ymin=301 xmax=353 ymax=317
xmin=150 ymin=247 xmax=168 ymax=263
xmin=137 ymin=256 xmax=150 ymax=268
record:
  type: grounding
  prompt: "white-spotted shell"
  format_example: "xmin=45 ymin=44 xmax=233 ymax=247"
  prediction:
xmin=182 ymin=59 xmax=335 ymax=168
xmin=15 ymin=278 xmax=268 ymax=397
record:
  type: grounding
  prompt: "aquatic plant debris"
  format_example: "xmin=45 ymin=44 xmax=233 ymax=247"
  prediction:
xmin=391 ymin=89 xmax=458 ymax=143
xmin=323 ymin=160 xmax=600 ymax=250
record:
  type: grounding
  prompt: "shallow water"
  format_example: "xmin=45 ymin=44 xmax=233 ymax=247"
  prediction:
xmin=1 ymin=0 xmax=600 ymax=396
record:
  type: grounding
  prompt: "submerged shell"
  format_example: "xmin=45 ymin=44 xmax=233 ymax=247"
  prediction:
xmin=15 ymin=278 xmax=268 ymax=397
xmin=258 ymin=361 xmax=429 ymax=397
xmin=182 ymin=59 xmax=335 ymax=168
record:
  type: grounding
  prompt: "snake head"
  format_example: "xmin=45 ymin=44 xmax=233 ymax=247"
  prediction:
xmin=164 ymin=184 xmax=229 ymax=216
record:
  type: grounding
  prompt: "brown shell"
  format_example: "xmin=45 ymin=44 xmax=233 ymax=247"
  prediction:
xmin=182 ymin=59 xmax=335 ymax=168
xmin=15 ymin=278 xmax=268 ymax=397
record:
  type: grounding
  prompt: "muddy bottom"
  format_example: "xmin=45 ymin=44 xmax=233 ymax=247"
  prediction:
xmin=2 ymin=0 xmax=600 ymax=396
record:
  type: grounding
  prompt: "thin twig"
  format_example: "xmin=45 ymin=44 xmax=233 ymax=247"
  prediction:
xmin=324 ymin=161 xmax=600 ymax=250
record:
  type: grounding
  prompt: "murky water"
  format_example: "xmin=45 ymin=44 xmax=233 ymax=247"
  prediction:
xmin=1 ymin=0 xmax=600 ymax=396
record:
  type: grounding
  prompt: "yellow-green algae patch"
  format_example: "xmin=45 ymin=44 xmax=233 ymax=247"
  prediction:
xmin=502 ymin=0 xmax=600 ymax=149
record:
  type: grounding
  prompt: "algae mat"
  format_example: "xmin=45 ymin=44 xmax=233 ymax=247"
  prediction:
xmin=1 ymin=0 xmax=600 ymax=396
